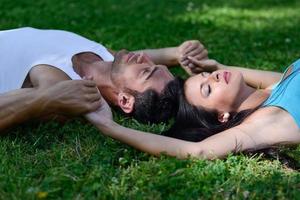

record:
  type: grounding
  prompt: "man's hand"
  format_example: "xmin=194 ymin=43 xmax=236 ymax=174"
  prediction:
xmin=177 ymin=40 xmax=208 ymax=75
xmin=39 ymin=80 xmax=102 ymax=116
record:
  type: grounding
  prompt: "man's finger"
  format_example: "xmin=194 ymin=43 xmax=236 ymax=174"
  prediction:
xmin=87 ymin=93 xmax=101 ymax=102
xmin=191 ymin=49 xmax=208 ymax=59
xmin=182 ymin=43 xmax=197 ymax=55
xmin=194 ymin=51 xmax=208 ymax=60
xmin=82 ymin=80 xmax=97 ymax=87
xmin=179 ymin=42 xmax=192 ymax=53
xmin=184 ymin=48 xmax=203 ymax=58
xmin=184 ymin=43 xmax=203 ymax=55
xmin=84 ymin=86 xmax=100 ymax=94
xmin=187 ymin=56 xmax=203 ymax=65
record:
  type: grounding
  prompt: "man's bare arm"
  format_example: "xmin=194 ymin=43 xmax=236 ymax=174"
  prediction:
xmin=134 ymin=47 xmax=178 ymax=66
xmin=0 ymin=79 xmax=102 ymax=132
xmin=133 ymin=40 xmax=208 ymax=67
xmin=0 ymin=88 xmax=45 ymax=131
xmin=107 ymin=47 xmax=178 ymax=66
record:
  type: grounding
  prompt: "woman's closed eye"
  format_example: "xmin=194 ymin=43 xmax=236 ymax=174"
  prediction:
xmin=201 ymin=84 xmax=211 ymax=97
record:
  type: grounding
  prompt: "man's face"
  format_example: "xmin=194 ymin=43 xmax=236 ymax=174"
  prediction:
xmin=111 ymin=50 xmax=174 ymax=93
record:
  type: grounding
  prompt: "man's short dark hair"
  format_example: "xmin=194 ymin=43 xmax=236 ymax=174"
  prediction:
xmin=129 ymin=78 xmax=181 ymax=123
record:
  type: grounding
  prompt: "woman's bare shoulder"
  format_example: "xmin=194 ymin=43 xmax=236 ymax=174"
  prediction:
xmin=241 ymin=106 xmax=299 ymax=134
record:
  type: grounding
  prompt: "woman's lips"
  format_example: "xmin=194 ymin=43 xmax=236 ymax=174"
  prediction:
xmin=223 ymin=71 xmax=231 ymax=84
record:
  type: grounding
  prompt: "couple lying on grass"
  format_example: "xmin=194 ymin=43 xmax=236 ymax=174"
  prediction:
xmin=1 ymin=27 xmax=300 ymax=159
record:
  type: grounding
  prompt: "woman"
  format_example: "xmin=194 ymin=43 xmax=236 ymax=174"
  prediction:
xmin=85 ymin=56 xmax=300 ymax=159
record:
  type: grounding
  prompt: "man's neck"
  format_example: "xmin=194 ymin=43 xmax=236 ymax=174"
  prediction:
xmin=74 ymin=59 xmax=119 ymax=106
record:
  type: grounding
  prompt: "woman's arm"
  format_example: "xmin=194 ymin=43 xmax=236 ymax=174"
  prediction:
xmin=88 ymin=119 xmax=251 ymax=159
xmin=86 ymin=103 xmax=300 ymax=159
xmin=91 ymin=119 xmax=300 ymax=159
xmin=96 ymin=120 xmax=199 ymax=158
xmin=219 ymin=64 xmax=282 ymax=89
xmin=188 ymin=57 xmax=282 ymax=89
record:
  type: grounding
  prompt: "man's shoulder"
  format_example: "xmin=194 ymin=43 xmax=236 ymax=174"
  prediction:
xmin=29 ymin=64 xmax=71 ymax=88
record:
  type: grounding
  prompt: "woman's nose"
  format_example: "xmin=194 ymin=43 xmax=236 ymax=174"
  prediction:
xmin=208 ymin=72 xmax=220 ymax=82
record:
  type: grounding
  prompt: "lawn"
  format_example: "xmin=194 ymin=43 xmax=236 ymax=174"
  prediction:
xmin=0 ymin=0 xmax=300 ymax=199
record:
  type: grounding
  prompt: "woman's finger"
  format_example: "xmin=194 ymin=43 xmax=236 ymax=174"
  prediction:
xmin=188 ymin=63 xmax=196 ymax=69
xmin=181 ymin=59 xmax=190 ymax=66
xmin=184 ymin=67 xmax=193 ymax=75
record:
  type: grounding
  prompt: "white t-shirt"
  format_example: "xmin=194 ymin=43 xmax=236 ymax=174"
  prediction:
xmin=0 ymin=27 xmax=114 ymax=94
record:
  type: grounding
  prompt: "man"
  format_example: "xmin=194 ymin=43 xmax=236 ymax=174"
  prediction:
xmin=0 ymin=27 xmax=207 ymax=131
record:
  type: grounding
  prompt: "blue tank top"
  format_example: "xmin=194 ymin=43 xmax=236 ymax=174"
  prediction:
xmin=262 ymin=59 xmax=300 ymax=128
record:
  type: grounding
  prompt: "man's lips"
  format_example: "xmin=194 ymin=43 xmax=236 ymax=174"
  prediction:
xmin=223 ymin=71 xmax=231 ymax=84
xmin=126 ymin=52 xmax=135 ymax=63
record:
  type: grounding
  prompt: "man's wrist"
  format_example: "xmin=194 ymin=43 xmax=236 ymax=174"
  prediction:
xmin=165 ymin=47 xmax=179 ymax=66
xmin=34 ymin=89 xmax=56 ymax=117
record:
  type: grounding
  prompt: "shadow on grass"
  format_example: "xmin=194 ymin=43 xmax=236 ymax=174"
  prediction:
xmin=0 ymin=0 xmax=300 ymax=199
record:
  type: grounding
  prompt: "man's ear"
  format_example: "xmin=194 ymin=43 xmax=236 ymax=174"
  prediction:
xmin=117 ymin=92 xmax=135 ymax=114
xmin=217 ymin=112 xmax=230 ymax=123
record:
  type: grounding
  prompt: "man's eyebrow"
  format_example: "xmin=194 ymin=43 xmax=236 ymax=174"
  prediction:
xmin=146 ymin=66 xmax=158 ymax=80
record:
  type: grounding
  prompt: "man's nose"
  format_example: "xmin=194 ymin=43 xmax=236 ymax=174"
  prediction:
xmin=140 ymin=52 xmax=152 ymax=63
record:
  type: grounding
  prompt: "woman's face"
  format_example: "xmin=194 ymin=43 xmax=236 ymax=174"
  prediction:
xmin=184 ymin=70 xmax=245 ymax=112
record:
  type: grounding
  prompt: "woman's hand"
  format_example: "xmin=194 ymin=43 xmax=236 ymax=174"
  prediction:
xmin=85 ymin=92 xmax=113 ymax=127
xmin=185 ymin=56 xmax=223 ymax=75
xmin=177 ymin=40 xmax=208 ymax=75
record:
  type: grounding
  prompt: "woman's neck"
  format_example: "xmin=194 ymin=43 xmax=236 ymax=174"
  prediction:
xmin=236 ymin=85 xmax=270 ymax=112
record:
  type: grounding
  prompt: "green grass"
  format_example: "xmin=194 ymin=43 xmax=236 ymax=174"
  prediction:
xmin=1 ymin=0 xmax=300 ymax=199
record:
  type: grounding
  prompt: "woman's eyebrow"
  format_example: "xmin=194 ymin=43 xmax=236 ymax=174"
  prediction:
xmin=200 ymin=82 xmax=205 ymax=98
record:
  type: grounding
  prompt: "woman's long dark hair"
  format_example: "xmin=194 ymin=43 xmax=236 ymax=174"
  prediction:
xmin=163 ymin=78 xmax=255 ymax=142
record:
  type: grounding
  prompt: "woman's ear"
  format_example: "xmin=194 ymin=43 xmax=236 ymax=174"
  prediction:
xmin=218 ymin=112 xmax=230 ymax=123
xmin=117 ymin=92 xmax=135 ymax=113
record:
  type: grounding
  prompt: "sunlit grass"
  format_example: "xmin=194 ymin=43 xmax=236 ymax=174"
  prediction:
xmin=0 ymin=0 xmax=299 ymax=199
xmin=174 ymin=6 xmax=300 ymax=29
